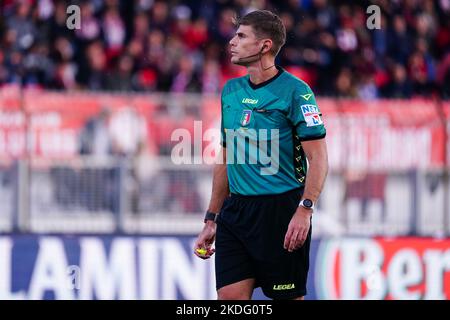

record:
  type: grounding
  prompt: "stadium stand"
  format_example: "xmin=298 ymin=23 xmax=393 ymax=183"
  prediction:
xmin=0 ymin=0 xmax=449 ymax=98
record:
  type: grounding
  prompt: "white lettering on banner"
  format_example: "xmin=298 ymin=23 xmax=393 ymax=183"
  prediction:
xmin=387 ymin=250 xmax=422 ymax=300
xmin=340 ymin=239 xmax=387 ymax=299
xmin=0 ymin=111 xmax=77 ymax=157
xmin=0 ymin=131 xmax=5 ymax=157
xmin=0 ymin=130 xmax=77 ymax=157
xmin=28 ymin=238 xmax=74 ymax=300
xmin=0 ymin=112 xmax=24 ymax=126
xmin=326 ymin=115 xmax=432 ymax=170
xmin=347 ymin=126 xmax=368 ymax=169
xmin=0 ymin=238 xmax=26 ymax=299
xmin=324 ymin=119 xmax=343 ymax=169
xmin=316 ymin=239 xmax=450 ymax=300
xmin=366 ymin=265 xmax=384 ymax=292
xmin=79 ymin=238 xmax=136 ymax=299
xmin=423 ymin=250 xmax=450 ymax=300
xmin=39 ymin=130 xmax=78 ymax=155
xmin=161 ymin=239 xmax=209 ymax=299
xmin=376 ymin=129 xmax=430 ymax=169
xmin=0 ymin=236 xmax=216 ymax=299
xmin=138 ymin=239 xmax=158 ymax=299
xmin=31 ymin=113 xmax=61 ymax=128
xmin=8 ymin=131 xmax=25 ymax=156
xmin=0 ymin=238 xmax=11 ymax=298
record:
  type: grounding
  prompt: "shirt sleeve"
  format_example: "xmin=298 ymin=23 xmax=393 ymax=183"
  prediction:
xmin=287 ymin=85 xmax=326 ymax=141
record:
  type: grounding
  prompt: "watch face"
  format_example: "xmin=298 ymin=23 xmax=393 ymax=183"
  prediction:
xmin=303 ymin=199 xmax=313 ymax=208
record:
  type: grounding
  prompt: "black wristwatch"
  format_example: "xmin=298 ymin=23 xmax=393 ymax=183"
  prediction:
xmin=299 ymin=198 xmax=315 ymax=211
xmin=204 ymin=211 xmax=218 ymax=223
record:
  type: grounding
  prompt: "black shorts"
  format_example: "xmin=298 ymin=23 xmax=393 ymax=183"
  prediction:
xmin=215 ymin=188 xmax=311 ymax=300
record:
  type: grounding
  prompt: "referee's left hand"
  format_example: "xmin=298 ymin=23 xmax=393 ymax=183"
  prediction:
xmin=284 ymin=208 xmax=312 ymax=252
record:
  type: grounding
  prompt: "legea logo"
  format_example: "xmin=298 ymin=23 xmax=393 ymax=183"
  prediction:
xmin=242 ymin=98 xmax=258 ymax=104
xmin=273 ymin=283 xmax=295 ymax=290
xmin=315 ymin=238 xmax=450 ymax=300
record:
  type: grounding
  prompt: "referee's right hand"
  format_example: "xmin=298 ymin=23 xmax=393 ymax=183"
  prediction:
xmin=194 ymin=221 xmax=216 ymax=259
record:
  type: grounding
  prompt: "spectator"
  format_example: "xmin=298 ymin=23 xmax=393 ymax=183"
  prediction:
xmin=105 ymin=54 xmax=134 ymax=91
xmin=335 ymin=68 xmax=356 ymax=97
xmin=409 ymin=51 xmax=431 ymax=96
xmin=382 ymin=63 xmax=412 ymax=98
xmin=75 ymin=2 xmax=101 ymax=43
xmin=387 ymin=15 xmax=412 ymax=65
xmin=108 ymin=107 xmax=148 ymax=157
xmin=76 ymin=41 xmax=107 ymax=90
xmin=6 ymin=0 xmax=36 ymax=52
xmin=0 ymin=0 xmax=447 ymax=98
xmin=170 ymin=55 xmax=201 ymax=93
xmin=108 ymin=106 xmax=151 ymax=213
xmin=202 ymin=59 xmax=221 ymax=94
xmin=357 ymin=74 xmax=378 ymax=100
xmin=437 ymin=53 xmax=450 ymax=99
xmin=102 ymin=5 xmax=125 ymax=59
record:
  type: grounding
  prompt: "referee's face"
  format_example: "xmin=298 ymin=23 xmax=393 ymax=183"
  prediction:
xmin=229 ymin=25 xmax=262 ymax=66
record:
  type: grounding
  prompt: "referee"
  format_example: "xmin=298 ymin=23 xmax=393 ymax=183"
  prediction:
xmin=194 ymin=10 xmax=328 ymax=300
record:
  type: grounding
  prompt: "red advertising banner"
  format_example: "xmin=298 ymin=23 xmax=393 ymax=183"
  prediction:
xmin=315 ymin=238 xmax=450 ymax=300
xmin=323 ymin=99 xmax=449 ymax=170
xmin=0 ymin=87 xmax=448 ymax=170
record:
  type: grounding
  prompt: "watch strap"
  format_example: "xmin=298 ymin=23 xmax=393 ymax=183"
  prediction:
xmin=204 ymin=211 xmax=218 ymax=223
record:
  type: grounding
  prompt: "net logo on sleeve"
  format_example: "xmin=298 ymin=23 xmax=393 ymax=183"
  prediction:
xmin=300 ymin=104 xmax=323 ymax=127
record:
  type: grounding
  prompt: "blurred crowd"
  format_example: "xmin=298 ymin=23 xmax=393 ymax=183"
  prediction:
xmin=1 ymin=0 xmax=449 ymax=99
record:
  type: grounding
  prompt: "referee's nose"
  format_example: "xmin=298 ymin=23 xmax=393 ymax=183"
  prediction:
xmin=229 ymin=35 xmax=237 ymax=47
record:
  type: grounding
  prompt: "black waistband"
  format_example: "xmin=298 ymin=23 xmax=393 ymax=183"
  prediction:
xmin=230 ymin=187 xmax=303 ymax=200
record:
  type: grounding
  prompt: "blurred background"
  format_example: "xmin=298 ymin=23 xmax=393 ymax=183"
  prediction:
xmin=0 ymin=0 xmax=449 ymax=300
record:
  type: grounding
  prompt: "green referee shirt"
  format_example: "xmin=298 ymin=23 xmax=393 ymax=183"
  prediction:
xmin=221 ymin=66 xmax=326 ymax=195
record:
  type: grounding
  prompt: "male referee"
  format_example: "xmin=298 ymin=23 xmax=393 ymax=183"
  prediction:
xmin=194 ymin=10 xmax=328 ymax=300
